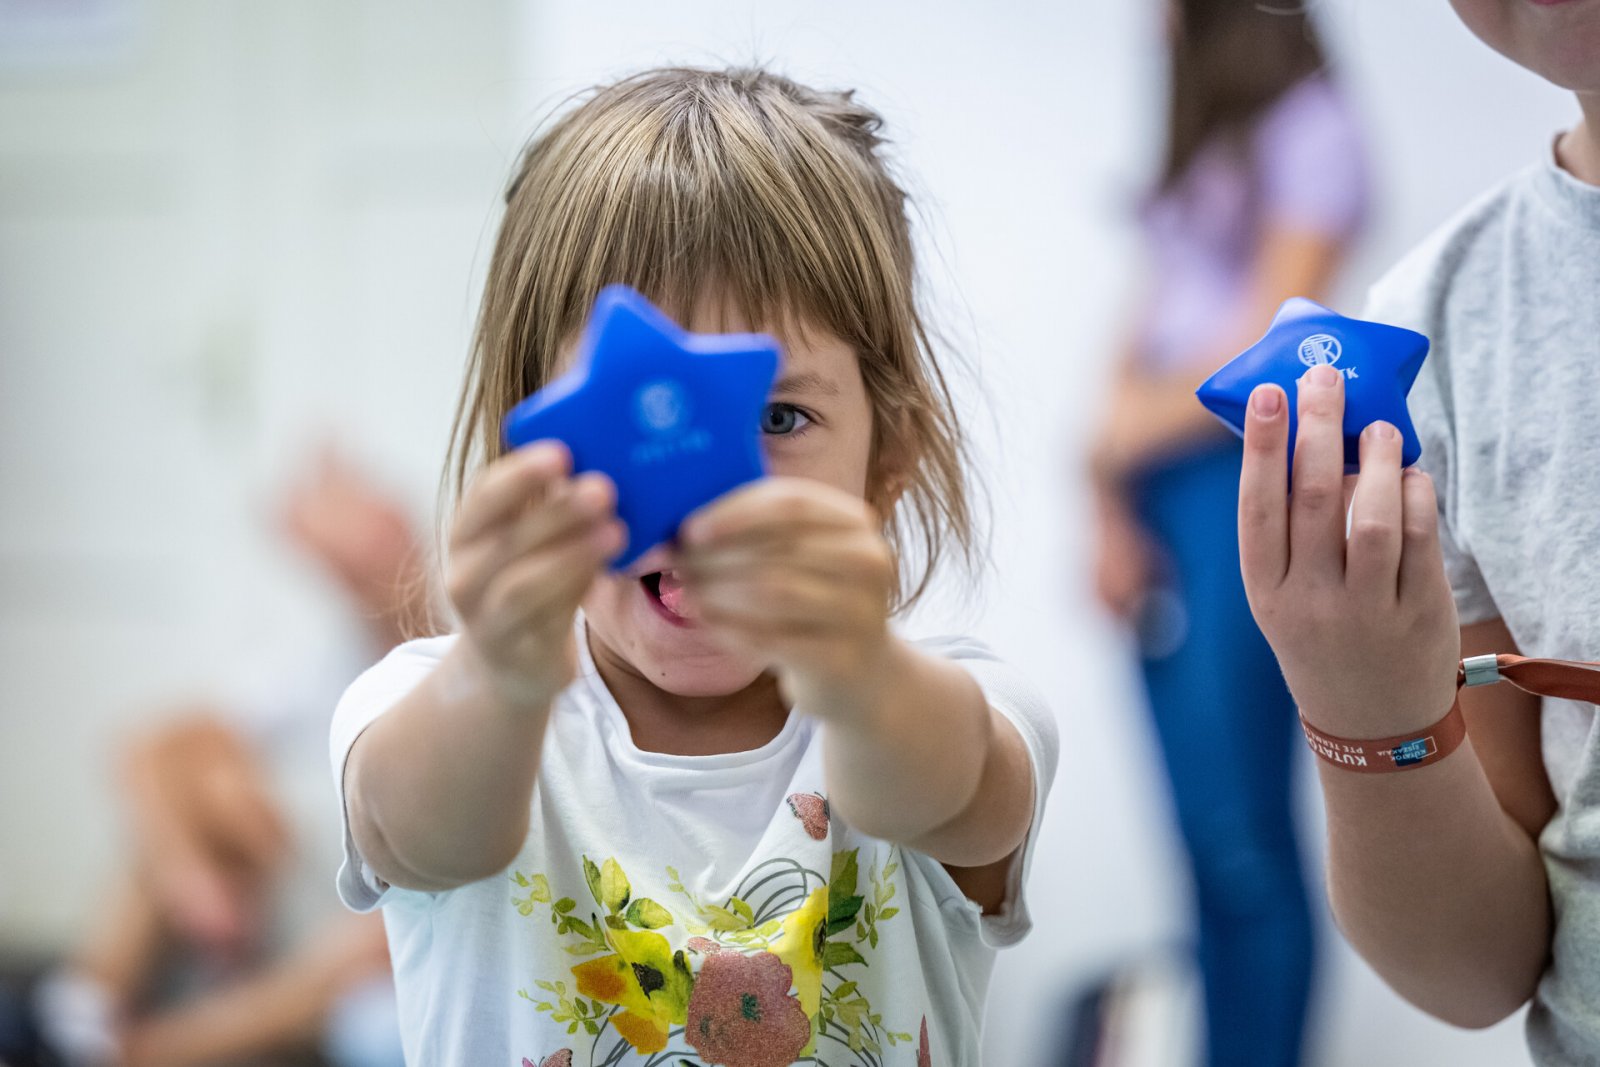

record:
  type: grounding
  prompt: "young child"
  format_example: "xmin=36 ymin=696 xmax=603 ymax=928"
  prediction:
xmin=330 ymin=67 xmax=1057 ymax=1067
xmin=1235 ymin=3 xmax=1600 ymax=1062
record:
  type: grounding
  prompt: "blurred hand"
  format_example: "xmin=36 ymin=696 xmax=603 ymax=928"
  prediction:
xmin=1091 ymin=487 xmax=1156 ymax=622
xmin=1237 ymin=367 xmax=1460 ymax=739
xmin=280 ymin=446 xmax=429 ymax=641
xmin=285 ymin=912 xmax=392 ymax=1005
xmin=677 ymin=477 xmax=895 ymax=709
xmin=120 ymin=715 xmax=291 ymax=956
xmin=443 ymin=443 xmax=624 ymax=710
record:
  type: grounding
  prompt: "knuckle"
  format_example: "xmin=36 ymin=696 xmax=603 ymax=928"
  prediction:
xmin=1291 ymin=477 xmax=1339 ymax=512
xmin=1402 ymin=512 xmax=1437 ymax=541
xmin=1349 ymin=517 xmax=1397 ymax=547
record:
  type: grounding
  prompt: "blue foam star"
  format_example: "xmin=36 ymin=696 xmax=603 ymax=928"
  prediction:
xmin=1196 ymin=298 xmax=1430 ymax=474
xmin=502 ymin=285 xmax=780 ymax=570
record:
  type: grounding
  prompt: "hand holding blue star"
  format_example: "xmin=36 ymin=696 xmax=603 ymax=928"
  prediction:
xmin=1196 ymin=298 xmax=1430 ymax=474
xmin=502 ymin=285 xmax=779 ymax=570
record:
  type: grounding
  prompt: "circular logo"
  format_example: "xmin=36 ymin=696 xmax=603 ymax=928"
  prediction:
xmin=635 ymin=380 xmax=689 ymax=435
xmin=1298 ymin=333 xmax=1342 ymax=367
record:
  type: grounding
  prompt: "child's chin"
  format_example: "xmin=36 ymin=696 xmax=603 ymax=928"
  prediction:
xmin=631 ymin=638 xmax=770 ymax=697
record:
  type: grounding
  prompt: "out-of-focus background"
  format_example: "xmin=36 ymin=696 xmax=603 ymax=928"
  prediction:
xmin=0 ymin=1 xmax=1577 ymax=1064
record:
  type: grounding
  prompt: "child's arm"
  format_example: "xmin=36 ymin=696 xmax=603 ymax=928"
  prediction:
xmin=343 ymin=444 xmax=622 ymax=892
xmin=678 ymin=481 xmax=1036 ymax=880
xmin=1238 ymin=368 xmax=1551 ymax=1028
xmin=1092 ymin=225 xmax=1348 ymax=480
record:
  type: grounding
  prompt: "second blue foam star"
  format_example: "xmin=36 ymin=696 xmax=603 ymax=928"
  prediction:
xmin=1196 ymin=298 xmax=1430 ymax=474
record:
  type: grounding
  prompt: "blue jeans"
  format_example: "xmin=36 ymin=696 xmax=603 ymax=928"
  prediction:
xmin=1132 ymin=442 xmax=1315 ymax=1067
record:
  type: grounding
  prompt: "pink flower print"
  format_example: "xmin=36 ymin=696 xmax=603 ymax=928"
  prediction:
xmin=686 ymin=936 xmax=724 ymax=955
xmin=523 ymin=1054 xmax=571 ymax=1067
xmin=685 ymin=951 xmax=811 ymax=1067
xmin=785 ymin=792 xmax=829 ymax=840
xmin=918 ymin=1016 xmax=931 ymax=1067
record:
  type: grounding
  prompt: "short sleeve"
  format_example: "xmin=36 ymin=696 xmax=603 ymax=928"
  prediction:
xmin=1255 ymin=78 xmax=1372 ymax=241
xmin=329 ymin=635 xmax=456 ymax=911
xmin=914 ymin=636 xmax=1060 ymax=949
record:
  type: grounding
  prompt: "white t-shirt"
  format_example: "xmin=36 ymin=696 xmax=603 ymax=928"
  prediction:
xmin=330 ymin=620 xmax=1058 ymax=1067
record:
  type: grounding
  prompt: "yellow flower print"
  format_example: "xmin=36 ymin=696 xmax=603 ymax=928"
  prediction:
xmin=770 ymin=886 xmax=828 ymax=1016
xmin=571 ymin=927 xmax=693 ymax=1054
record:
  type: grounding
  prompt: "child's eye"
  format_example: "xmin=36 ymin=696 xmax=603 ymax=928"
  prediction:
xmin=760 ymin=402 xmax=812 ymax=436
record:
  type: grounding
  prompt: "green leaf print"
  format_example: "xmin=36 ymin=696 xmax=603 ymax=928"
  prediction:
xmin=823 ymin=941 xmax=867 ymax=968
xmin=827 ymin=894 xmax=864 ymax=937
xmin=829 ymin=849 xmax=859 ymax=899
xmin=582 ymin=857 xmax=603 ymax=908
xmin=624 ymin=898 xmax=673 ymax=929
xmin=599 ymin=857 xmax=631 ymax=913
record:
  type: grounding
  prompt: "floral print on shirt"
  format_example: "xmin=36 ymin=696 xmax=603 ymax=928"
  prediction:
xmin=511 ymin=795 xmax=921 ymax=1067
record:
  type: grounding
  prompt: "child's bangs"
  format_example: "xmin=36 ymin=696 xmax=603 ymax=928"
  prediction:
xmin=556 ymin=83 xmax=891 ymax=357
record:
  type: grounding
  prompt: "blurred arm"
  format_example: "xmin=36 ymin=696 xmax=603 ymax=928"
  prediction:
xmin=121 ymin=914 xmax=390 ymax=1067
xmin=1092 ymin=225 xmax=1349 ymax=480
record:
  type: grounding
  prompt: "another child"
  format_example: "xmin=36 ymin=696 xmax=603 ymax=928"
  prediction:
xmin=1235 ymin=3 xmax=1600 ymax=1062
xmin=330 ymin=67 xmax=1058 ymax=1067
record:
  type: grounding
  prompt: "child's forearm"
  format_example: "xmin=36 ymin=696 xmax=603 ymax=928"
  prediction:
xmin=815 ymin=640 xmax=1028 ymax=865
xmin=346 ymin=642 xmax=556 ymax=891
xmin=1320 ymin=742 xmax=1551 ymax=1028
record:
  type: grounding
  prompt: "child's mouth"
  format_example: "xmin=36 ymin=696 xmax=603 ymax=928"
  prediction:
xmin=642 ymin=570 xmax=694 ymax=626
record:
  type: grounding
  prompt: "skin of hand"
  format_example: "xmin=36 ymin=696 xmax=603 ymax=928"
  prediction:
xmin=280 ymin=446 xmax=431 ymax=645
xmin=119 ymin=715 xmax=292 ymax=956
xmin=1236 ymin=365 xmax=1461 ymax=738
xmin=442 ymin=442 xmax=625 ymax=712
xmin=674 ymin=477 xmax=896 ymax=711
xmin=1089 ymin=485 xmax=1157 ymax=622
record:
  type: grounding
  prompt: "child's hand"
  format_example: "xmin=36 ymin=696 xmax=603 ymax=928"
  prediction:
xmin=678 ymin=477 xmax=895 ymax=705
xmin=1238 ymin=366 xmax=1460 ymax=739
xmin=445 ymin=443 xmax=624 ymax=709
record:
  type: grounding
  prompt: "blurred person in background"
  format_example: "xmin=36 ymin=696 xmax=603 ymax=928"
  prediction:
xmin=1 ymin=450 xmax=423 ymax=1067
xmin=1085 ymin=2 xmax=1371 ymax=1064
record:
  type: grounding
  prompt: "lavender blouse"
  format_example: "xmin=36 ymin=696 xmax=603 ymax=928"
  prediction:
xmin=1137 ymin=76 xmax=1372 ymax=373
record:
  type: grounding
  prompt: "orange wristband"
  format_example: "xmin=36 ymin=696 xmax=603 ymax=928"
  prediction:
xmin=1298 ymin=700 xmax=1466 ymax=773
xmin=1297 ymin=653 xmax=1600 ymax=773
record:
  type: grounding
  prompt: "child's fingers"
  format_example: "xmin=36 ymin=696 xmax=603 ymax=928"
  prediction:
xmin=1345 ymin=422 xmax=1404 ymax=601
xmin=1288 ymin=366 xmax=1349 ymax=582
xmin=452 ymin=443 xmax=570 ymax=545
xmin=495 ymin=473 xmax=616 ymax=563
xmin=477 ymin=522 xmax=623 ymax=641
xmin=679 ymin=528 xmax=886 ymax=588
xmin=1238 ymin=384 xmax=1290 ymax=592
xmin=1397 ymin=468 xmax=1447 ymax=603
xmin=448 ymin=474 xmax=614 ymax=613
xmin=681 ymin=478 xmax=870 ymax=548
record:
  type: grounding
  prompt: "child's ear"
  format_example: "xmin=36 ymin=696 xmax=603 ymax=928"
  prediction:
xmin=869 ymin=416 xmax=914 ymax=514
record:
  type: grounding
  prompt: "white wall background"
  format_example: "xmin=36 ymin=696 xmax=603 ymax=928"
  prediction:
xmin=0 ymin=1 xmax=1580 ymax=1064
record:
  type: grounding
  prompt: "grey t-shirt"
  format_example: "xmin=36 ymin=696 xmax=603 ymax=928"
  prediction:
xmin=1365 ymin=147 xmax=1600 ymax=1065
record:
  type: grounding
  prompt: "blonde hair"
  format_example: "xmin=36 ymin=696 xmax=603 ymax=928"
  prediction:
xmin=445 ymin=66 xmax=974 ymax=610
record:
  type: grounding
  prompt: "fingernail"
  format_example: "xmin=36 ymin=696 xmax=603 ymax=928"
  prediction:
xmin=1368 ymin=421 xmax=1396 ymax=441
xmin=1251 ymin=386 xmax=1281 ymax=417
xmin=1307 ymin=365 xmax=1339 ymax=389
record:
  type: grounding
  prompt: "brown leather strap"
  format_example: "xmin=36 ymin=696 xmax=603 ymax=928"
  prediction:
xmin=1457 ymin=654 xmax=1600 ymax=704
xmin=1302 ymin=653 xmax=1600 ymax=774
